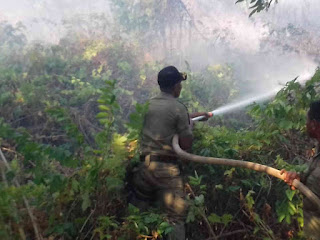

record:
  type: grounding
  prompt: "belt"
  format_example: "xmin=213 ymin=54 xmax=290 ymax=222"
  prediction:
xmin=140 ymin=154 xmax=178 ymax=164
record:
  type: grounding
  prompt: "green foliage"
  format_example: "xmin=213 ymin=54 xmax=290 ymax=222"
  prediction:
xmin=188 ymin=69 xmax=320 ymax=238
xmin=124 ymin=204 xmax=173 ymax=238
xmin=276 ymin=189 xmax=303 ymax=225
xmin=180 ymin=64 xmax=237 ymax=113
xmin=111 ymin=0 xmax=189 ymax=37
xmin=0 ymin=16 xmax=320 ymax=239
xmin=0 ymin=21 xmax=26 ymax=62
xmin=208 ymin=213 xmax=233 ymax=226
xmin=126 ymin=102 xmax=149 ymax=140
xmin=83 ymin=41 xmax=106 ymax=60
xmin=94 ymin=216 xmax=119 ymax=239
xmin=188 ymin=171 xmax=207 ymax=195
xmin=242 ymin=190 xmax=275 ymax=239
xmin=97 ymin=80 xmax=119 ymax=128
xmin=249 ymin=78 xmax=315 ymax=133
xmin=46 ymin=106 xmax=85 ymax=146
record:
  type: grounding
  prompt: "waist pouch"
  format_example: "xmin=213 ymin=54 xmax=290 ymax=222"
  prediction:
xmin=140 ymin=154 xmax=178 ymax=165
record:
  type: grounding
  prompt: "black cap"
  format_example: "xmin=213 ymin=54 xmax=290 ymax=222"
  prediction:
xmin=158 ymin=66 xmax=187 ymax=88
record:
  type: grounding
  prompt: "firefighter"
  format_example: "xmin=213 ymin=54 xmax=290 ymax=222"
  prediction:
xmin=130 ymin=66 xmax=210 ymax=240
xmin=281 ymin=100 xmax=320 ymax=239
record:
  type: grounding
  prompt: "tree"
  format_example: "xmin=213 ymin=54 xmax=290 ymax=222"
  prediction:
xmin=110 ymin=0 xmax=200 ymax=58
xmin=236 ymin=0 xmax=278 ymax=17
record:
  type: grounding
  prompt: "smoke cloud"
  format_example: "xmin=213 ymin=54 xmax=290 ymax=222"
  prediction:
xmin=1 ymin=0 xmax=319 ymax=100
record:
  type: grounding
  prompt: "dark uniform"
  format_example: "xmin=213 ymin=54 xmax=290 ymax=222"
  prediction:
xmin=132 ymin=92 xmax=192 ymax=240
xmin=302 ymin=153 xmax=320 ymax=239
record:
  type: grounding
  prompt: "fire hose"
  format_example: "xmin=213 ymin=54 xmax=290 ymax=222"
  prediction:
xmin=172 ymin=134 xmax=320 ymax=212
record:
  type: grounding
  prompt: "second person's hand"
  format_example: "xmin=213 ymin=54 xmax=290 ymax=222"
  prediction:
xmin=280 ymin=169 xmax=300 ymax=190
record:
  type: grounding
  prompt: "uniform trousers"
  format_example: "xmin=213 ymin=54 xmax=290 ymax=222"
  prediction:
xmin=131 ymin=155 xmax=187 ymax=240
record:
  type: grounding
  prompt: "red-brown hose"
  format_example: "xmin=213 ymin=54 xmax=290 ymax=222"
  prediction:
xmin=172 ymin=134 xmax=320 ymax=212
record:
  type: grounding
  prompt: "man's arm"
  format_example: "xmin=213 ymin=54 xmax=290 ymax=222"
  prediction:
xmin=179 ymin=136 xmax=193 ymax=151
xmin=176 ymin=104 xmax=193 ymax=151
xmin=180 ymin=112 xmax=212 ymax=149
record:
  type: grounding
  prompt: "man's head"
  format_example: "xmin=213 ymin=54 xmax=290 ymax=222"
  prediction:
xmin=158 ymin=66 xmax=187 ymax=98
xmin=307 ymin=100 xmax=320 ymax=139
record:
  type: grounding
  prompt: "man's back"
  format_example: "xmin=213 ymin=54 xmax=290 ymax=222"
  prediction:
xmin=130 ymin=66 xmax=196 ymax=240
xmin=141 ymin=92 xmax=192 ymax=156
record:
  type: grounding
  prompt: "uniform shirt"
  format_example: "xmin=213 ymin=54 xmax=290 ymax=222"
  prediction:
xmin=302 ymin=153 xmax=320 ymax=238
xmin=140 ymin=92 xmax=192 ymax=156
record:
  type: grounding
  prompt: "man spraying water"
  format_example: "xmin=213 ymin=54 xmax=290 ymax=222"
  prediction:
xmin=128 ymin=67 xmax=320 ymax=239
xmin=129 ymin=66 xmax=211 ymax=240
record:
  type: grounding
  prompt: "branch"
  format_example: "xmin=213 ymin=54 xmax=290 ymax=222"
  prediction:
xmin=137 ymin=234 xmax=153 ymax=239
xmin=0 ymin=147 xmax=10 ymax=169
xmin=179 ymin=0 xmax=209 ymax=41
xmin=0 ymin=148 xmax=43 ymax=240
xmin=186 ymin=183 xmax=217 ymax=240
xmin=0 ymin=162 xmax=8 ymax=186
xmin=206 ymin=229 xmax=247 ymax=240
xmin=76 ymin=206 xmax=96 ymax=240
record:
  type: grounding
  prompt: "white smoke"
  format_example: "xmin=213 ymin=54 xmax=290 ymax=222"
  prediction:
xmin=0 ymin=0 xmax=111 ymax=42
xmin=0 ymin=0 xmax=319 ymax=100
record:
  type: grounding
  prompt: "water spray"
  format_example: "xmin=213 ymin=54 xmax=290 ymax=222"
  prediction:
xmin=192 ymin=88 xmax=279 ymax=121
xmin=192 ymin=72 xmax=313 ymax=121
xmin=185 ymin=72 xmax=320 ymax=206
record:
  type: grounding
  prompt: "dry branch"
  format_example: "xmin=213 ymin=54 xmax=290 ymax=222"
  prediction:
xmin=0 ymin=148 xmax=43 ymax=240
xmin=186 ymin=183 xmax=217 ymax=239
xmin=206 ymin=229 xmax=247 ymax=240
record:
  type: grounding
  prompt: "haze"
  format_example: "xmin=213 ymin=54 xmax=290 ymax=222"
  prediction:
xmin=1 ymin=0 xmax=319 ymax=98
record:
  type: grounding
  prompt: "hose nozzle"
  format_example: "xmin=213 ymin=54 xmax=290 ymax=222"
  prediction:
xmin=192 ymin=112 xmax=213 ymax=122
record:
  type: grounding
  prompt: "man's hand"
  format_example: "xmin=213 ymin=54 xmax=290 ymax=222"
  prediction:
xmin=199 ymin=112 xmax=213 ymax=121
xmin=190 ymin=112 xmax=213 ymax=122
xmin=280 ymin=169 xmax=300 ymax=190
